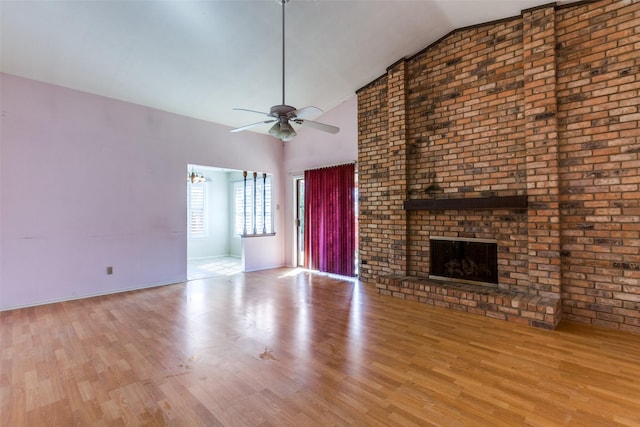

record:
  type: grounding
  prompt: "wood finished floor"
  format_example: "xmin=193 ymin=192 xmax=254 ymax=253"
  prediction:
xmin=1 ymin=268 xmax=640 ymax=426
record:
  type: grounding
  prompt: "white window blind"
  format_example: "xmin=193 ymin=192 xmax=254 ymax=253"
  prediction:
xmin=234 ymin=175 xmax=273 ymax=235
xmin=188 ymin=182 xmax=206 ymax=238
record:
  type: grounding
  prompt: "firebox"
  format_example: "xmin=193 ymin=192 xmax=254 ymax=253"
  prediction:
xmin=429 ymin=237 xmax=498 ymax=286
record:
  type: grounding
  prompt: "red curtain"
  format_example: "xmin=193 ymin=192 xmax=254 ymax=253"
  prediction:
xmin=304 ymin=163 xmax=355 ymax=277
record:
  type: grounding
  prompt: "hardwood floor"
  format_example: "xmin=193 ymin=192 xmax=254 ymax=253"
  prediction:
xmin=2 ymin=268 xmax=640 ymax=426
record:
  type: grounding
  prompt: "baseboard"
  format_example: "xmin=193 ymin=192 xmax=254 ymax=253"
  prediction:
xmin=0 ymin=280 xmax=183 ymax=312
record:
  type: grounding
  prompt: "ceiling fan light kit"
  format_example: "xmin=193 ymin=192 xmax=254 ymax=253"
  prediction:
xmin=231 ymin=0 xmax=339 ymax=141
xmin=269 ymin=121 xmax=297 ymax=141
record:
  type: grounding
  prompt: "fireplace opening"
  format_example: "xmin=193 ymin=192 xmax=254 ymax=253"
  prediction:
xmin=429 ymin=237 xmax=498 ymax=286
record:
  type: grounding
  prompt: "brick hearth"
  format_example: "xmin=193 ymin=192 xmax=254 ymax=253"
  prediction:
xmin=378 ymin=275 xmax=561 ymax=329
xmin=357 ymin=0 xmax=640 ymax=331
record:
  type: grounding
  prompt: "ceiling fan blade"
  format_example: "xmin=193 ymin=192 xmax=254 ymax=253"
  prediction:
xmin=230 ymin=120 xmax=276 ymax=133
xmin=233 ymin=108 xmax=272 ymax=117
xmin=293 ymin=106 xmax=323 ymax=119
xmin=294 ymin=119 xmax=340 ymax=134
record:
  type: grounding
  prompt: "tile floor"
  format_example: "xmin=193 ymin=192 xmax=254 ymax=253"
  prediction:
xmin=187 ymin=256 xmax=242 ymax=280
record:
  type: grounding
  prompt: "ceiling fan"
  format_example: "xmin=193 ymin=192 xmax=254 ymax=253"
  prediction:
xmin=230 ymin=0 xmax=339 ymax=142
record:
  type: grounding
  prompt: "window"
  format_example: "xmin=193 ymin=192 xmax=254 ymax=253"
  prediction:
xmin=234 ymin=173 xmax=273 ymax=236
xmin=188 ymin=182 xmax=206 ymax=238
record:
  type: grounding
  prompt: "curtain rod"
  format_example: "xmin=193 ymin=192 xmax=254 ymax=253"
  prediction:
xmin=288 ymin=161 xmax=357 ymax=175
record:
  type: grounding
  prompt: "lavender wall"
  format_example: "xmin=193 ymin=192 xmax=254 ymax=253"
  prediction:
xmin=282 ymin=96 xmax=358 ymax=267
xmin=0 ymin=73 xmax=285 ymax=309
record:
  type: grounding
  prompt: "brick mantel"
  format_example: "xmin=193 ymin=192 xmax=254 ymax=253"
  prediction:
xmin=403 ymin=195 xmax=528 ymax=210
xmin=357 ymin=0 xmax=640 ymax=332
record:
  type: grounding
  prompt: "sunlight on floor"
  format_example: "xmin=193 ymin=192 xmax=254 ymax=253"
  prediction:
xmin=278 ymin=268 xmax=358 ymax=282
xmin=187 ymin=256 xmax=242 ymax=280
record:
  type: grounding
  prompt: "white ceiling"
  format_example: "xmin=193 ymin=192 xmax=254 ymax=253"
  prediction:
xmin=1 ymin=0 xmax=578 ymax=134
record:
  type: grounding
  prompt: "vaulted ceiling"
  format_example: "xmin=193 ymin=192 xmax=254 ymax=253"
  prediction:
xmin=1 ymin=0 xmax=578 ymax=134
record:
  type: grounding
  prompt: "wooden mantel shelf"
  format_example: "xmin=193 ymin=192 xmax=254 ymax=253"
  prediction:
xmin=403 ymin=195 xmax=528 ymax=211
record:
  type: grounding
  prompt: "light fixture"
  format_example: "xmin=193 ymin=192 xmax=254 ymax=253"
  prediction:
xmin=268 ymin=119 xmax=297 ymax=141
xmin=188 ymin=169 xmax=206 ymax=183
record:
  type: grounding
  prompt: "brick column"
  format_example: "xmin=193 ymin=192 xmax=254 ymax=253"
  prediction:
xmin=522 ymin=6 xmax=561 ymax=299
xmin=386 ymin=59 xmax=409 ymax=276
xmin=357 ymin=79 xmax=389 ymax=283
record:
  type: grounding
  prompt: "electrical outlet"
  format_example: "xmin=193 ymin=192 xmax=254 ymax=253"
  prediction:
xmin=106 ymin=266 xmax=113 ymax=275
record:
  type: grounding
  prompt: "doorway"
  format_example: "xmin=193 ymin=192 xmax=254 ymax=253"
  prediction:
xmin=186 ymin=164 xmax=242 ymax=280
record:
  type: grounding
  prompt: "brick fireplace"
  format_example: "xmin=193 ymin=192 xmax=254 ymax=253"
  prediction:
xmin=357 ymin=0 xmax=640 ymax=331
xmin=429 ymin=236 xmax=498 ymax=286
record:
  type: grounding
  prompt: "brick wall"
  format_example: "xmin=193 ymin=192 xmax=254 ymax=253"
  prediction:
xmin=357 ymin=0 xmax=639 ymax=332
xmin=556 ymin=0 xmax=640 ymax=332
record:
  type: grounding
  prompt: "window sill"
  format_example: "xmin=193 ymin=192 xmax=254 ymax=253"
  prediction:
xmin=240 ymin=232 xmax=276 ymax=238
